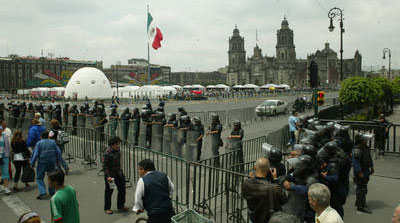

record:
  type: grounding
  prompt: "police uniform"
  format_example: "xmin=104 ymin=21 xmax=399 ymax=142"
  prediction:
xmin=190 ymin=122 xmax=204 ymax=161
xmin=352 ymin=135 xmax=374 ymax=213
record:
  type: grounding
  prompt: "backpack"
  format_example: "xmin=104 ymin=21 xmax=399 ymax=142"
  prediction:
xmin=56 ymin=130 xmax=69 ymax=145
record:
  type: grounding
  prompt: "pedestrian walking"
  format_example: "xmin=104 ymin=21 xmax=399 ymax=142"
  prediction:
xmin=374 ymin=114 xmax=390 ymax=156
xmin=1 ymin=119 xmax=13 ymax=182
xmin=49 ymin=119 xmax=69 ymax=174
xmin=11 ymin=130 xmax=32 ymax=191
xmin=26 ymin=119 xmax=46 ymax=150
xmin=30 ymin=131 xmax=63 ymax=199
xmin=0 ymin=125 xmax=12 ymax=195
xmin=288 ymin=111 xmax=299 ymax=147
xmin=133 ymin=159 xmax=174 ymax=223
xmin=103 ymin=136 xmax=129 ymax=214
xmin=308 ymin=183 xmax=344 ymax=223
xmin=48 ymin=170 xmax=80 ymax=223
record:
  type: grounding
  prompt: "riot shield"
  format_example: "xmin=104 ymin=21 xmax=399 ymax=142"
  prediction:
xmin=128 ymin=120 xmax=140 ymax=145
xmin=184 ymin=131 xmax=200 ymax=161
xmin=162 ymin=127 xmax=172 ymax=155
xmin=225 ymin=138 xmax=244 ymax=173
xmin=170 ymin=128 xmax=180 ymax=157
xmin=77 ymin=114 xmax=86 ymax=128
xmin=138 ymin=122 xmax=147 ymax=148
xmin=68 ymin=114 xmax=74 ymax=126
xmin=44 ymin=112 xmax=51 ymax=123
xmin=151 ymin=123 xmax=163 ymax=152
xmin=85 ymin=116 xmax=94 ymax=128
xmin=210 ymin=133 xmax=220 ymax=167
xmin=176 ymin=129 xmax=186 ymax=158
xmin=119 ymin=119 xmax=128 ymax=141
xmin=108 ymin=118 xmax=118 ymax=137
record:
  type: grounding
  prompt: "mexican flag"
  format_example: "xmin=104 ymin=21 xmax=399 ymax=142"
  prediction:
xmin=147 ymin=11 xmax=163 ymax=50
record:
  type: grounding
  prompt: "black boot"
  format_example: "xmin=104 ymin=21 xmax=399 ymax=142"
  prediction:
xmin=357 ymin=206 xmax=372 ymax=214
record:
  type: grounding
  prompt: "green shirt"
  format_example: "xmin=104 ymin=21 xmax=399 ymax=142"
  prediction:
xmin=50 ymin=185 xmax=80 ymax=223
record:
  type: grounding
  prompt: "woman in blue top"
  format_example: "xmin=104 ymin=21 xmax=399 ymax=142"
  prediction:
xmin=0 ymin=125 xmax=12 ymax=194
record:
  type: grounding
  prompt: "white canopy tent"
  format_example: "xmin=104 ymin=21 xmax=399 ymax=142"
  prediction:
xmin=242 ymin=84 xmax=259 ymax=89
xmin=277 ymin=84 xmax=291 ymax=90
xmin=232 ymin=85 xmax=244 ymax=89
xmin=215 ymin=84 xmax=230 ymax=91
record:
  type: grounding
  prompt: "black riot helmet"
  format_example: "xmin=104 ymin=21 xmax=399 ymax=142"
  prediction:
xmin=339 ymin=125 xmax=351 ymax=138
xmin=123 ymin=107 xmax=130 ymax=113
xmin=72 ymin=104 xmax=77 ymax=109
xmin=193 ymin=116 xmax=201 ymax=125
xmin=168 ymin=113 xmax=177 ymax=121
xmin=211 ymin=113 xmax=219 ymax=123
xmin=80 ymin=105 xmax=85 ymax=112
xmin=111 ymin=103 xmax=118 ymax=109
xmin=355 ymin=132 xmax=374 ymax=145
xmin=133 ymin=108 xmax=139 ymax=115
xmin=233 ymin=120 xmax=241 ymax=130
xmin=292 ymin=155 xmax=313 ymax=178
xmin=302 ymin=144 xmax=317 ymax=158
xmin=323 ymin=141 xmax=339 ymax=155
xmin=156 ymin=111 xmax=165 ymax=119
xmin=64 ymin=103 xmax=70 ymax=108
xmin=180 ymin=115 xmax=190 ymax=122
xmin=262 ymin=143 xmax=282 ymax=163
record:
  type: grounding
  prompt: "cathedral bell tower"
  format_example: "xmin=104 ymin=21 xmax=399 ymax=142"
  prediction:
xmin=276 ymin=17 xmax=296 ymax=62
xmin=228 ymin=25 xmax=246 ymax=67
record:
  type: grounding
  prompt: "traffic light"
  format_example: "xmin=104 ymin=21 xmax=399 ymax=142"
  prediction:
xmin=317 ymin=91 xmax=325 ymax=106
xmin=309 ymin=61 xmax=319 ymax=88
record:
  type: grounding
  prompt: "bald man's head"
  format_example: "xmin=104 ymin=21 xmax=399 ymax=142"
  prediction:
xmin=254 ymin=157 xmax=270 ymax=173
xmin=393 ymin=205 xmax=400 ymax=223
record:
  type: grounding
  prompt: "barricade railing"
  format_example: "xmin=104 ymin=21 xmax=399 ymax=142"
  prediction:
xmin=188 ymin=161 xmax=250 ymax=223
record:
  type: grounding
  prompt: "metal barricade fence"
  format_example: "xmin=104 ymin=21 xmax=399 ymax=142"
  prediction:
xmin=188 ymin=162 xmax=250 ymax=223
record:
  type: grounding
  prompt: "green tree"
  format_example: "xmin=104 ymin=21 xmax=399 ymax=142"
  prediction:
xmin=392 ymin=76 xmax=400 ymax=95
xmin=339 ymin=77 xmax=383 ymax=106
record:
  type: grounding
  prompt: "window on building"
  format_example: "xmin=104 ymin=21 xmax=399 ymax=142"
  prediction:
xmin=76 ymin=81 xmax=80 ymax=84
xmin=90 ymin=80 xmax=96 ymax=84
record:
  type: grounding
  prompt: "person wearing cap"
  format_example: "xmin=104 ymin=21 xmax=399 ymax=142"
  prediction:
xmin=352 ymin=133 xmax=374 ymax=214
xmin=0 ymin=125 xmax=12 ymax=194
xmin=17 ymin=212 xmax=41 ymax=223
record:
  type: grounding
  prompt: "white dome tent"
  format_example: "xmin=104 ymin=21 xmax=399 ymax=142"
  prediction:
xmin=277 ymin=84 xmax=291 ymax=90
xmin=215 ymin=84 xmax=230 ymax=91
xmin=64 ymin=67 xmax=113 ymax=99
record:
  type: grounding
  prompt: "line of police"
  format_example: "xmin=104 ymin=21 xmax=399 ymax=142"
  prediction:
xmin=0 ymin=100 xmax=245 ymax=163
xmin=254 ymin=117 xmax=374 ymax=223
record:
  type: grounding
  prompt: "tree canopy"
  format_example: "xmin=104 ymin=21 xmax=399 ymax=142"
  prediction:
xmin=339 ymin=77 xmax=384 ymax=105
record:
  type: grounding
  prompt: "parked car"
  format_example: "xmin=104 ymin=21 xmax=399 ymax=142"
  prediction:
xmin=255 ymin=99 xmax=288 ymax=116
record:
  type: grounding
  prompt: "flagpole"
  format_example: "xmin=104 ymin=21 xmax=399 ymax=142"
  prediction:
xmin=147 ymin=4 xmax=151 ymax=85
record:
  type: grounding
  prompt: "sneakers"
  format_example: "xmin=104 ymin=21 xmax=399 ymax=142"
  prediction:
xmin=3 ymin=188 xmax=12 ymax=195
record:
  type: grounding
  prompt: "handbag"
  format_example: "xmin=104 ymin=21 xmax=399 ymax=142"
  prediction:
xmin=22 ymin=166 xmax=35 ymax=183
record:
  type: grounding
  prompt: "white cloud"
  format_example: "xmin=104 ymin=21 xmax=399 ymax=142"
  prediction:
xmin=0 ymin=0 xmax=398 ymax=71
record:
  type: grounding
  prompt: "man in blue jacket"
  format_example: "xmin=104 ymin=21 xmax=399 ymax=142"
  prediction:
xmin=133 ymin=159 xmax=174 ymax=223
xmin=26 ymin=119 xmax=46 ymax=149
xmin=31 ymin=131 xmax=62 ymax=199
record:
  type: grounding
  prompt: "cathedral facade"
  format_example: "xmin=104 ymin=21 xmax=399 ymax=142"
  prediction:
xmin=227 ymin=18 xmax=362 ymax=87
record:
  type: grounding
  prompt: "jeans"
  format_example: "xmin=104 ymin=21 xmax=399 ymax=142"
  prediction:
xmin=36 ymin=162 xmax=56 ymax=196
xmin=289 ymin=131 xmax=296 ymax=146
xmin=1 ymin=157 xmax=10 ymax=180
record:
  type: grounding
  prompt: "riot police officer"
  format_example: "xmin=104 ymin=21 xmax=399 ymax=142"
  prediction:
xmin=189 ymin=117 xmax=204 ymax=161
xmin=83 ymin=102 xmax=90 ymax=114
xmin=70 ymin=104 xmax=79 ymax=135
xmin=352 ymin=133 xmax=374 ymax=214
xmin=62 ymin=103 xmax=70 ymax=126
xmin=18 ymin=102 xmax=27 ymax=129
xmin=177 ymin=107 xmax=187 ymax=117
xmin=207 ymin=114 xmax=223 ymax=167
xmin=228 ymin=120 xmax=244 ymax=172
xmin=95 ymin=105 xmax=107 ymax=141
xmin=141 ymin=106 xmax=153 ymax=148
xmin=120 ymin=107 xmax=131 ymax=141
xmin=109 ymin=105 xmax=119 ymax=137
xmin=179 ymin=115 xmax=191 ymax=138
xmin=262 ymin=143 xmax=286 ymax=178
xmin=131 ymin=108 xmax=141 ymax=145
xmin=53 ymin=104 xmax=62 ymax=124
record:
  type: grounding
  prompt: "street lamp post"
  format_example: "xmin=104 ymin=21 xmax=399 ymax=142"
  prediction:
xmin=328 ymin=7 xmax=344 ymax=82
xmin=383 ymin=48 xmax=391 ymax=79
xmin=328 ymin=7 xmax=344 ymax=119
xmin=116 ymin=61 xmax=121 ymax=102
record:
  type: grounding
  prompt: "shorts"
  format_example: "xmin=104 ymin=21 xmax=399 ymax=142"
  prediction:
xmin=1 ymin=157 xmax=10 ymax=180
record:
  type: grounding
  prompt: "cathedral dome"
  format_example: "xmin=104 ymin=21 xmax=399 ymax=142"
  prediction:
xmin=281 ymin=17 xmax=289 ymax=29
xmin=233 ymin=25 xmax=240 ymax=36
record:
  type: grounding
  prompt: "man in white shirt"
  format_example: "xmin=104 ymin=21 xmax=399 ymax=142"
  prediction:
xmin=133 ymin=159 xmax=174 ymax=223
xmin=308 ymin=183 xmax=344 ymax=223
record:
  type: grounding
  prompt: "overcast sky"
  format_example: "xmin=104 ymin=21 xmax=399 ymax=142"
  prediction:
xmin=0 ymin=0 xmax=398 ymax=72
